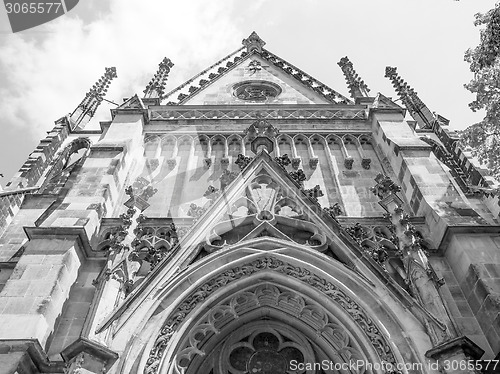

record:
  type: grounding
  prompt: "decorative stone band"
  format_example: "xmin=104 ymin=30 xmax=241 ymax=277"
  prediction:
xmin=144 ymin=256 xmax=398 ymax=374
xmin=150 ymin=107 xmax=366 ymax=121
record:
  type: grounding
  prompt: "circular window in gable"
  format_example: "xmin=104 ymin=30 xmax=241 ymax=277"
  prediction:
xmin=233 ymin=80 xmax=282 ymax=102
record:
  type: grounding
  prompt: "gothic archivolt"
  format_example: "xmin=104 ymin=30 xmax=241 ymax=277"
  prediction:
xmin=142 ymin=256 xmax=411 ymax=374
xmin=173 ymin=284 xmax=367 ymax=374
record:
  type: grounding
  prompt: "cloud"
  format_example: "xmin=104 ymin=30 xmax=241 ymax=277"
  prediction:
xmin=0 ymin=0 xmax=262 ymax=182
xmin=0 ymin=0 xmax=247 ymax=137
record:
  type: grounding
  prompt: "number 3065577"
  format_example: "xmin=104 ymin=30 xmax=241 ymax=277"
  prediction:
xmin=5 ymin=2 xmax=62 ymax=14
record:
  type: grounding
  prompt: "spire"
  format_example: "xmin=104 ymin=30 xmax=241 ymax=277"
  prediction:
xmin=69 ymin=67 xmax=117 ymax=130
xmin=242 ymin=31 xmax=266 ymax=53
xmin=337 ymin=56 xmax=370 ymax=99
xmin=384 ymin=66 xmax=435 ymax=129
xmin=143 ymin=57 xmax=174 ymax=99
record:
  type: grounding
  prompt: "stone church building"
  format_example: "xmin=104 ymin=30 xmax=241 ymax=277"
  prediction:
xmin=0 ymin=32 xmax=499 ymax=374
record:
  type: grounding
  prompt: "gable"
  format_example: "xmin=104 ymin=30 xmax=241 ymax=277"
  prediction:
xmin=165 ymin=151 xmax=355 ymax=268
xmin=183 ymin=55 xmax=332 ymax=105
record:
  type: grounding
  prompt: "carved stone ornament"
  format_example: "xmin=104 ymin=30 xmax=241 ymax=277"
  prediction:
xmin=233 ymin=80 xmax=281 ymax=101
xmin=288 ymin=169 xmax=306 ymax=187
xmin=274 ymin=154 xmax=291 ymax=169
xmin=361 ymin=158 xmax=371 ymax=170
xmin=203 ymin=158 xmax=212 ymax=169
xmin=202 ymin=173 xmax=327 ymax=252
xmin=244 ymin=116 xmax=279 ymax=153
xmin=303 ymin=185 xmax=324 ymax=203
xmin=235 ymin=154 xmax=253 ymax=170
xmin=220 ymin=157 xmax=230 ymax=169
xmin=144 ymin=256 xmax=398 ymax=374
xmin=291 ymin=157 xmax=301 ymax=169
xmin=323 ymin=203 xmax=343 ymax=218
xmin=173 ymin=284 xmax=365 ymax=374
xmin=344 ymin=157 xmax=354 ymax=170
xmin=220 ymin=169 xmax=238 ymax=189
xmin=370 ymin=173 xmax=401 ymax=200
xmin=309 ymin=157 xmax=319 ymax=169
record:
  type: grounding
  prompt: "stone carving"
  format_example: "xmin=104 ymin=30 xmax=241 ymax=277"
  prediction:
xmin=234 ymin=81 xmax=281 ymax=101
xmin=174 ymin=285 xmax=366 ymax=374
xmin=166 ymin=159 xmax=176 ymax=169
xmin=309 ymin=157 xmax=319 ymax=169
xmin=291 ymin=157 xmax=301 ymax=169
xmin=345 ymin=223 xmax=371 ymax=243
xmin=220 ymin=157 xmax=229 ymax=169
xmin=245 ymin=116 xmax=279 ymax=141
xmin=220 ymin=169 xmax=238 ymax=188
xmin=385 ymin=66 xmax=430 ymax=127
xmin=187 ymin=203 xmax=207 ymax=219
xmin=200 ymin=173 xmax=328 ymax=252
xmin=274 ymin=154 xmax=291 ymax=169
xmin=144 ymin=257 xmax=398 ymax=374
xmin=370 ymin=173 xmax=401 ymax=200
xmin=245 ymin=116 xmax=279 ymax=153
xmin=235 ymin=154 xmax=253 ymax=170
xmin=371 ymin=175 xmax=450 ymax=344
xmin=361 ymin=158 xmax=371 ymax=170
xmin=303 ymin=185 xmax=323 ymax=203
xmin=70 ymin=67 xmax=117 ymax=128
xmin=337 ymin=56 xmax=371 ymax=98
xmin=143 ymin=57 xmax=174 ymax=99
xmin=203 ymin=185 xmax=220 ymax=202
xmin=242 ymin=31 xmax=266 ymax=53
xmin=203 ymin=158 xmax=212 ymax=169
xmin=344 ymin=157 xmax=354 ymax=170
xmin=248 ymin=59 xmax=262 ymax=74
xmin=288 ymin=169 xmax=306 ymax=187
xmin=343 ymin=222 xmax=403 ymax=268
xmin=323 ymin=203 xmax=343 ymax=218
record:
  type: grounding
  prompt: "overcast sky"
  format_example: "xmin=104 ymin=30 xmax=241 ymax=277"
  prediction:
xmin=0 ymin=0 xmax=497 ymax=187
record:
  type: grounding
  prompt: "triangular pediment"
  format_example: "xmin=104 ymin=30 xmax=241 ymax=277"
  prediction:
xmin=167 ymin=151 xmax=354 ymax=267
xmin=95 ymin=151 xmax=436 ymax=339
xmin=116 ymin=94 xmax=146 ymax=110
xmin=372 ymin=92 xmax=402 ymax=110
xmin=163 ymin=44 xmax=351 ymax=106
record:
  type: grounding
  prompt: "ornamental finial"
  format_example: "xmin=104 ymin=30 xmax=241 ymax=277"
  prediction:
xmin=69 ymin=67 xmax=117 ymax=131
xmin=143 ymin=57 xmax=174 ymax=99
xmin=245 ymin=114 xmax=278 ymax=154
xmin=337 ymin=56 xmax=370 ymax=99
xmin=384 ymin=66 xmax=434 ymax=129
xmin=242 ymin=31 xmax=266 ymax=53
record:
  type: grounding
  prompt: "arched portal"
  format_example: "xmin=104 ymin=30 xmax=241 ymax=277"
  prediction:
xmin=171 ymin=282 xmax=371 ymax=374
xmin=131 ymin=249 xmax=427 ymax=374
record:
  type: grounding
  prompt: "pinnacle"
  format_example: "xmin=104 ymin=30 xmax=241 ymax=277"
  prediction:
xmin=242 ymin=31 xmax=266 ymax=53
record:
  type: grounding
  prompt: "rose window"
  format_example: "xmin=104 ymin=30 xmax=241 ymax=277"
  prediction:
xmin=233 ymin=81 xmax=282 ymax=101
xmin=228 ymin=331 xmax=305 ymax=374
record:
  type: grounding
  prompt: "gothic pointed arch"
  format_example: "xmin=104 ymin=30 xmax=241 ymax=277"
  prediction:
xmin=111 ymin=243 xmax=432 ymax=374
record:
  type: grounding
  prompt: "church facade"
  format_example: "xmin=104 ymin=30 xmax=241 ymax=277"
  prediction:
xmin=0 ymin=32 xmax=499 ymax=374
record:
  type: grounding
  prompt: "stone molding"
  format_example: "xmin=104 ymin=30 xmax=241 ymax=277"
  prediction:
xmin=425 ymin=336 xmax=484 ymax=361
xmin=145 ymin=256 xmax=398 ymax=373
xmin=174 ymin=284 xmax=367 ymax=373
xmin=0 ymin=339 xmax=66 ymax=373
xmin=150 ymin=106 xmax=366 ymax=121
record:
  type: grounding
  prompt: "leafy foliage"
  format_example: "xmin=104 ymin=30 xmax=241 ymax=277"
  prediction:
xmin=460 ymin=4 xmax=500 ymax=179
